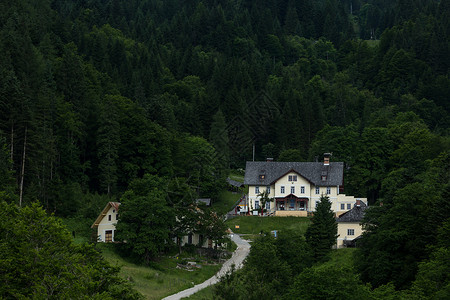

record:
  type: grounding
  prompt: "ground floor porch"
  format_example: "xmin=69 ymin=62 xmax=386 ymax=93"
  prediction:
xmin=275 ymin=196 xmax=309 ymax=210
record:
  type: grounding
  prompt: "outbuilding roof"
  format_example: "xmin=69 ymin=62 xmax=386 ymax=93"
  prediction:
xmin=226 ymin=177 xmax=244 ymax=188
xmin=337 ymin=201 xmax=367 ymax=223
xmin=196 ymin=198 xmax=211 ymax=206
xmin=91 ymin=202 xmax=120 ymax=228
xmin=244 ymin=161 xmax=344 ymax=186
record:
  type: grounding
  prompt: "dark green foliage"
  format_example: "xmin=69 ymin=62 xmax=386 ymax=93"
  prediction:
xmin=278 ymin=149 xmax=304 ymax=162
xmin=285 ymin=265 xmax=372 ymax=300
xmin=215 ymin=234 xmax=292 ymax=300
xmin=115 ymin=175 xmax=175 ymax=264
xmin=0 ymin=201 xmax=142 ymax=299
xmin=275 ymin=230 xmax=313 ymax=276
xmin=305 ymin=195 xmax=337 ymax=262
xmin=357 ymin=152 xmax=450 ymax=289
xmin=0 ymin=135 xmax=15 ymax=200
xmin=0 ymin=1 xmax=449 ymax=296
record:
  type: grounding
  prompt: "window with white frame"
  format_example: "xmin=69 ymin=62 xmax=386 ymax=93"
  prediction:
xmin=255 ymin=186 xmax=259 ymax=194
xmin=301 ymin=186 xmax=305 ymax=193
xmin=315 ymin=186 xmax=320 ymax=194
xmin=108 ymin=215 xmax=111 ymax=221
xmin=347 ymin=203 xmax=351 ymax=209
xmin=281 ymin=186 xmax=285 ymax=193
xmin=266 ymin=201 xmax=270 ymax=209
xmin=315 ymin=201 xmax=319 ymax=208
xmin=288 ymin=175 xmax=298 ymax=182
xmin=340 ymin=203 xmax=345 ymax=210
xmin=267 ymin=186 xmax=271 ymax=194
xmin=348 ymin=229 xmax=355 ymax=235
xmin=291 ymin=186 xmax=295 ymax=194
xmin=326 ymin=187 xmax=331 ymax=194
xmin=255 ymin=200 xmax=260 ymax=209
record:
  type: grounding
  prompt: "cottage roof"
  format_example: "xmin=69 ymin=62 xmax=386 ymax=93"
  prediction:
xmin=244 ymin=161 xmax=344 ymax=186
xmin=337 ymin=201 xmax=367 ymax=223
xmin=91 ymin=202 xmax=120 ymax=228
xmin=226 ymin=177 xmax=244 ymax=188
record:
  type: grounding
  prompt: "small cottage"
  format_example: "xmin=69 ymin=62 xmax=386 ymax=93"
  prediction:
xmin=91 ymin=202 xmax=120 ymax=242
xmin=336 ymin=200 xmax=367 ymax=248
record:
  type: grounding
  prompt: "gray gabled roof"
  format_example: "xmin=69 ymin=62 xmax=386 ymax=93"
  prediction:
xmin=226 ymin=177 xmax=244 ymax=188
xmin=244 ymin=161 xmax=344 ymax=186
xmin=337 ymin=202 xmax=367 ymax=223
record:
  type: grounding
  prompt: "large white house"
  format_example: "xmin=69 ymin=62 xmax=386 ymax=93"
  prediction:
xmin=244 ymin=154 xmax=366 ymax=217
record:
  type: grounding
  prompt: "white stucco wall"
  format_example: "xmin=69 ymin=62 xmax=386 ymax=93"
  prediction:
xmin=97 ymin=206 xmax=119 ymax=242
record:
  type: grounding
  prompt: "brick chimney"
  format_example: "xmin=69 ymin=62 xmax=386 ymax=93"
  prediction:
xmin=356 ymin=199 xmax=361 ymax=207
xmin=266 ymin=158 xmax=273 ymax=162
xmin=323 ymin=153 xmax=331 ymax=165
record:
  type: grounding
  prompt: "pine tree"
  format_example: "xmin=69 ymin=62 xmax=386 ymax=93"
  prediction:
xmin=305 ymin=195 xmax=337 ymax=262
xmin=209 ymin=109 xmax=230 ymax=168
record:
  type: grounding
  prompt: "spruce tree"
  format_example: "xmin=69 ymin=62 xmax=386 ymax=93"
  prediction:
xmin=305 ymin=195 xmax=337 ymax=262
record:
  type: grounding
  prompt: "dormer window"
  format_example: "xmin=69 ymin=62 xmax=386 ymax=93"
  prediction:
xmin=259 ymin=174 xmax=265 ymax=180
xmin=321 ymin=171 xmax=327 ymax=181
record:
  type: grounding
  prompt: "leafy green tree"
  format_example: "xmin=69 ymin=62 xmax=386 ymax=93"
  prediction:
xmin=196 ymin=208 xmax=229 ymax=250
xmin=278 ymin=149 xmax=303 ymax=162
xmin=305 ymin=195 xmax=337 ymax=262
xmin=285 ymin=265 xmax=372 ymax=300
xmin=347 ymin=127 xmax=393 ymax=203
xmin=402 ymin=247 xmax=450 ymax=299
xmin=257 ymin=189 xmax=274 ymax=216
xmin=308 ymin=124 xmax=359 ymax=163
xmin=215 ymin=234 xmax=292 ymax=300
xmin=115 ymin=175 xmax=175 ymax=264
xmin=275 ymin=230 xmax=313 ymax=276
xmin=357 ymin=152 xmax=450 ymax=289
xmin=0 ymin=201 xmax=141 ymax=299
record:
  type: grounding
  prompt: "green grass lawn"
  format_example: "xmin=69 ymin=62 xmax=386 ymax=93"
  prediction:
xmin=322 ymin=248 xmax=357 ymax=268
xmin=183 ymin=284 xmax=215 ymax=299
xmin=226 ymin=216 xmax=311 ymax=237
xmin=98 ymin=244 xmax=222 ymax=299
xmin=212 ymin=190 xmax=243 ymax=215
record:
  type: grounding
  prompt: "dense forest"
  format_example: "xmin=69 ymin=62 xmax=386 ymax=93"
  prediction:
xmin=0 ymin=0 xmax=449 ymax=298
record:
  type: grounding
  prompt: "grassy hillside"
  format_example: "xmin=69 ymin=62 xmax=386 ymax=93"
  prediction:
xmin=99 ymin=244 xmax=222 ymax=299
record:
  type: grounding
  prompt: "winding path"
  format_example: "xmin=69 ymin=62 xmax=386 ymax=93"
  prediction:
xmin=162 ymin=233 xmax=250 ymax=300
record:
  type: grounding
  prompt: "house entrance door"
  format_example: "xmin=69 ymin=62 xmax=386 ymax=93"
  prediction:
xmin=105 ymin=230 xmax=112 ymax=243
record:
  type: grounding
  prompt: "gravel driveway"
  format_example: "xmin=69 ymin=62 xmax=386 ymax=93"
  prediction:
xmin=162 ymin=233 xmax=250 ymax=300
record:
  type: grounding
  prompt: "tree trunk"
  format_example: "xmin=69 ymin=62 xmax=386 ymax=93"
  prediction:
xmin=19 ymin=126 xmax=27 ymax=207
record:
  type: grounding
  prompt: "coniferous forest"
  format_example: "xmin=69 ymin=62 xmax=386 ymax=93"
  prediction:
xmin=1 ymin=0 xmax=449 ymax=299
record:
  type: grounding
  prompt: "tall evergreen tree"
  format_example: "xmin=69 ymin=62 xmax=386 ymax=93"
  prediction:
xmin=305 ymin=195 xmax=337 ymax=262
xmin=209 ymin=109 xmax=230 ymax=169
